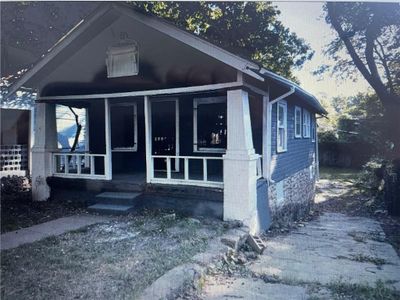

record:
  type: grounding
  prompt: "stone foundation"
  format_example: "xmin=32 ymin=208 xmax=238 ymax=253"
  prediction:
xmin=268 ymin=165 xmax=316 ymax=227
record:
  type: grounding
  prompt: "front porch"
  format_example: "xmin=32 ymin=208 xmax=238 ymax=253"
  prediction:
xmin=33 ymin=86 xmax=266 ymax=230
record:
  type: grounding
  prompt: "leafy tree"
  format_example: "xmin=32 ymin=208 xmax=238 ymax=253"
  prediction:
xmin=128 ymin=1 xmax=313 ymax=81
xmin=323 ymin=2 xmax=400 ymax=158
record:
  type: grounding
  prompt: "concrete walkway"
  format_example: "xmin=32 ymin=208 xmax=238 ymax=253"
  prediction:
xmin=201 ymin=213 xmax=400 ymax=299
xmin=1 ymin=214 xmax=112 ymax=251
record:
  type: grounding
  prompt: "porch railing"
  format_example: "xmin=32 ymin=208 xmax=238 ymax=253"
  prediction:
xmin=150 ymin=155 xmax=223 ymax=188
xmin=52 ymin=152 xmax=107 ymax=180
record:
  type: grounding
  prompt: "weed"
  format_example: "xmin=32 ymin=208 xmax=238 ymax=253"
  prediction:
xmin=327 ymin=279 xmax=399 ymax=300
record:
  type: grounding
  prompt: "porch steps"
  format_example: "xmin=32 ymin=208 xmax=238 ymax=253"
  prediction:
xmin=88 ymin=192 xmax=142 ymax=214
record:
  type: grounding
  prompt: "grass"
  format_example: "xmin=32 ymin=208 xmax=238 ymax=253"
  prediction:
xmin=327 ymin=280 xmax=399 ymax=300
xmin=319 ymin=166 xmax=360 ymax=182
xmin=0 ymin=211 xmax=224 ymax=299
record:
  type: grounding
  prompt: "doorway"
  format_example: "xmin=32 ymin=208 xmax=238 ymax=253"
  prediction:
xmin=151 ymin=99 xmax=179 ymax=171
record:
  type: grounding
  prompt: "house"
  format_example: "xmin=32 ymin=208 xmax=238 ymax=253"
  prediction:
xmin=7 ymin=3 xmax=327 ymax=233
xmin=0 ymin=80 xmax=35 ymax=178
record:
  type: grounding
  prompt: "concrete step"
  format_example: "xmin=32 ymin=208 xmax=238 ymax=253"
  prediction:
xmin=95 ymin=192 xmax=141 ymax=205
xmin=87 ymin=203 xmax=135 ymax=215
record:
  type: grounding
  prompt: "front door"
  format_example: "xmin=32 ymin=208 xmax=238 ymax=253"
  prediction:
xmin=151 ymin=99 xmax=179 ymax=171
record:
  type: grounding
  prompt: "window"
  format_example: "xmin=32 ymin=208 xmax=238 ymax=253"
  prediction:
xmin=303 ymin=109 xmax=311 ymax=138
xmin=311 ymin=117 xmax=316 ymax=142
xmin=193 ymin=96 xmax=227 ymax=153
xmin=110 ymin=103 xmax=138 ymax=152
xmin=294 ymin=106 xmax=302 ymax=138
xmin=277 ymin=101 xmax=287 ymax=152
xmin=56 ymin=105 xmax=87 ymax=151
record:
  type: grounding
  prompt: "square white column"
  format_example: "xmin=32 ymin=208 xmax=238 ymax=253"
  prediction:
xmin=223 ymin=89 xmax=260 ymax=233
xmin=31 ymin=102 xmax=58 ymax=201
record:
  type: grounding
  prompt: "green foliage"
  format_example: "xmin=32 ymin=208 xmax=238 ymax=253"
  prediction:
xmin=355 ymin=157 xmax=385 ymax=195
xmin=322 ymin=3 xmax=400 ymax=95
xmin=319 ymin=92 xmax=387 ymax=153
xmin=128 ymin=1 xmax=314 ymax=81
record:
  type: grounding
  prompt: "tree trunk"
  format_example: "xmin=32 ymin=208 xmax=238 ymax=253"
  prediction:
xmin=382 ymin=101 xmax=400 ymax=160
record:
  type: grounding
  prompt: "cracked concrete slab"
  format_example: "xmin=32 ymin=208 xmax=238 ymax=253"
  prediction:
xmin=248 ymin=213 xmax=400 ymax=290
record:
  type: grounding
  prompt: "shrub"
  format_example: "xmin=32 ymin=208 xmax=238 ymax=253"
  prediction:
xmin=355 ymin=157 xmax=385 ymax=195
xmin=0 ymin=176 xmax=31 ymax=195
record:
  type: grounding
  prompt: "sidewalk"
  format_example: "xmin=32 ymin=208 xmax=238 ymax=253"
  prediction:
xmin=1 ymin=214 xmax=112 ymax=250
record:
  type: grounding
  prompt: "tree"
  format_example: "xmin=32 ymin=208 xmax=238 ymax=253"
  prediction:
xmin=128 ymin=1 xmax=313 ymax=82
xmin=324 ymin=2 xmax=400 ymax=158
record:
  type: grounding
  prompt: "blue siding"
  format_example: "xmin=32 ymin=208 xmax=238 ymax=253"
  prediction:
xmin=270 ymin=99 xmax=316 ymax=182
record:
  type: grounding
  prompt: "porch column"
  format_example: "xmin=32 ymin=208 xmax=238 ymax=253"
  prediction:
xmin=104 ymin=98 xmax=112 ymax=180
xmin=223 ymin=89 xmax=260 ymax=234
xmin=144 ymin=96 xmax=153 ymax=183
xmin=31 ymin=102 xmax=58 ymax=201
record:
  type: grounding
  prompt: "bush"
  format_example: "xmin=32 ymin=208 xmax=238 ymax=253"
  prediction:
xmin=0 ymin=176 xmax=31 ymax=195
xmin=355 ymin=157 xmax=385 ymax=195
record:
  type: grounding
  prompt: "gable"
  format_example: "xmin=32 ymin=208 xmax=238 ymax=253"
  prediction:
xmin=39 ymin=12 xmax=238 ymax=96
xmin=9 ymin=4 xmax=265 ymax=97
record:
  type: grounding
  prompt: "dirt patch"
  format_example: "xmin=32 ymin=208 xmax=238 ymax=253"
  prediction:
xmin=1 ymin=192 xmax=86 ymax=233
xmin=0 ymin=210 xmax=225 ymax=299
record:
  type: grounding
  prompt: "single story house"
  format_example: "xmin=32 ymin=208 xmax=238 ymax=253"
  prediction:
xmin=8 ymin=3 xmax=327 ymax=233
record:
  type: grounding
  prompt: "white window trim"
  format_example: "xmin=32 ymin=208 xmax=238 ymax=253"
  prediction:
xmin=110 ymin=102 xmax=138 ymax=152
xmin=311 ymin=117 xmax=316 ymax=142
xmin=193 ymin=96 xmax=227 ymax=153
xmin=294 ymin=106 xmax=302 ymax=138
xmin=303 ymin=109 xmax=311 ymax=138
xmin=277 ymin=100 xmax=287 ymax=153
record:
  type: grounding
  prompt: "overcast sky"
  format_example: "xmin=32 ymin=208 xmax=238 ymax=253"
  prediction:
xmin=274 ymin=1 xmax=371 ymax=101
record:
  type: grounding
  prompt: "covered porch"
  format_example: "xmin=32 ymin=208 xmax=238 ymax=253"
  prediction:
xmin=38 ymin=86 xmax=264 ymax=189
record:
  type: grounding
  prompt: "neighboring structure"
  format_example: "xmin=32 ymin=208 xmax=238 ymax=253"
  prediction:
xmin=8 ymin=3 xmax=326 ymax=233
xmin=0 ymin=82 xmax=35 ymax=177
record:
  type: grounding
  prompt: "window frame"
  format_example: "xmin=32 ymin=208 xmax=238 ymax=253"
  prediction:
xmin=294 ymin=106 xmax=302 ymax=138
xmin=277 ymin=100 xmax=288 ymax=153
xmin=303 ymin=109 xmax=311 ymax=138
xmin=110 ymin=102 xmax=138 ymax=152
xmin=193 ymin=96 xmax=227 ymax=153
xmin=311 ymin=117 xmax=316 ymax=142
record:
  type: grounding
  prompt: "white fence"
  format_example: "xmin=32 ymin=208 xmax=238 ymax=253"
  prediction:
xmin=150 ymin=155 xmax=223 ymax=188
xmin=52 ymin=152 xmax=107 ymax=179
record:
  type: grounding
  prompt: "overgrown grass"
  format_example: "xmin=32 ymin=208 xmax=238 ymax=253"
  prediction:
xmin=319 ymin=166 xmax=360 ymax=182
xmin=327 ymin=280 xmax=399 ymax=300
xmin=0 ymin=212 xmax=224 ymax=299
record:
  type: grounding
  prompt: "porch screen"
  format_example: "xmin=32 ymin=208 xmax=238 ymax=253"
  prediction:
xmin=56 ymin=105 xmax=87 ymax=151
xmin=110 ymin=105 xmax=137 ymax=151
xmin=194 ymin=97 xmax=227 ymax=152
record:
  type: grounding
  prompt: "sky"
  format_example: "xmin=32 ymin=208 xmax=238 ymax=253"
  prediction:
xmin=274 ymin=1 xmax=371 ymax=102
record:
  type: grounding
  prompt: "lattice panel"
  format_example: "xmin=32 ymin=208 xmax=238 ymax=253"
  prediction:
xmin=0 ymin=145 xmax=28 ymax=172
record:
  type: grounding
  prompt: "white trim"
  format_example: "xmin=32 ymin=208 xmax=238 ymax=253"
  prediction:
xmin=262 ymin=94 xmax=269 ymax=179
xmin=144 ymin=96 xmax=153 ymax=183
xmin=110 ymin=102 xmax=138 ymax=152
xmin=276 ymin=100 xmax=287 ymax=153
xmin=104 ymin=98 xmax=112 ymax=180
xmin=38 ymin=81 xmax=242 ymax=101
xmin=303 ymin=109 xmax=311 ymax=138
xmin=294 ymin=106 xmax=302 ymax=138
xmin=311 ymin=117 xmax=316 ymax=143
xmin=193 ymin=96 xmax=227 ymax=153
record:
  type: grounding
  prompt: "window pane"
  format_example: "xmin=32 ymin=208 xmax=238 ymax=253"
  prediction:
xmin=278 ymin=105 xmax=284 ymax=126
xmin=197 ymin=103 xmax=227 ymax=149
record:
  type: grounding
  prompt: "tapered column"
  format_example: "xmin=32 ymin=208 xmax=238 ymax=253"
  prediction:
xmin=223 ymin=89 xmax=260 ymax=233
xmin=31 ymin=102 xmax=58 ymax=201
